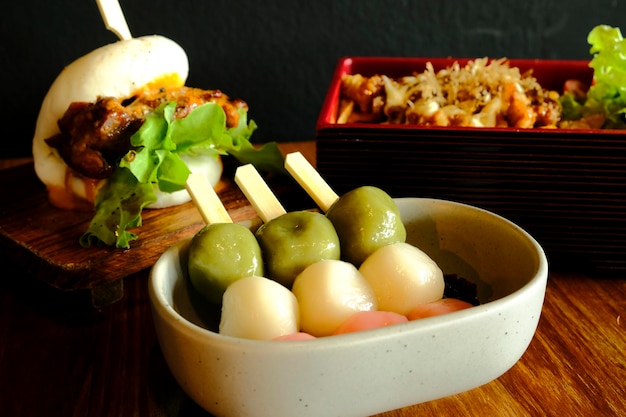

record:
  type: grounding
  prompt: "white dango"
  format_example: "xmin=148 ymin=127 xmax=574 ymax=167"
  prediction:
xmin=291 ymin=259 xmax=377 ymax=337
xmin=359 ymin=242 xmax=445 ymax=315
xmin=219 ymin=276 xmax=300 ymax=340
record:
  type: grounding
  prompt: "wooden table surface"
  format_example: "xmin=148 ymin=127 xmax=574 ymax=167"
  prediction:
xmin=1 ymin=141 xmax=625 ymax=417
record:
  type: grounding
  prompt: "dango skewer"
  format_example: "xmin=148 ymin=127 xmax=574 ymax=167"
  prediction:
xmin=234 ymin=163 xmax=377 ymax=337
xmin=283 ymin=152 xmax=445 ymax=316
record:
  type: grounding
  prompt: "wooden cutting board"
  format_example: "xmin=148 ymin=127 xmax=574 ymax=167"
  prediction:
xmin=0 ymin=143 xmax=316 ymax=305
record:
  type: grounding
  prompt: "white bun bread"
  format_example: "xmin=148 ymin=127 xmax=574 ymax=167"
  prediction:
xmin=32 ymin=35 xmax=223 ymax=210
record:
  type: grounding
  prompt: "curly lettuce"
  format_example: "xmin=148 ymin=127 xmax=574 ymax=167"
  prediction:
xmin=80 ymin=101 xmax=285 ymax=249
xmin=561 ymin=25 xmax=626 ymax=128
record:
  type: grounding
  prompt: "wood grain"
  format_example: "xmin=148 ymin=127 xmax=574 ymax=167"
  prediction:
xmin=1 ymin=256 xmax=624 ymax=416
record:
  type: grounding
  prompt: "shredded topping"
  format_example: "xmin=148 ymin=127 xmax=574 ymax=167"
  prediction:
xmin=337 ymin=58 xmax=563 ymax=129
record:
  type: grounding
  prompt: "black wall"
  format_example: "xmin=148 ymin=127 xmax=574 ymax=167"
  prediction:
xmin=3 ymin=0 xmax=626 ymax=157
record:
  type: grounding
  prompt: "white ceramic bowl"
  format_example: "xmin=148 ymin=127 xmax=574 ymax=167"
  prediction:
xmin=149 ymin=198 xmax=548 ymax=417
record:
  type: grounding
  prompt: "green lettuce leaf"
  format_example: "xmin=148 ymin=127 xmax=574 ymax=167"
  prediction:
xmin=79 ymin=166 xmax=157 ymax=248
xmin=562 ymin=25 xmax=626 ymax=127
xmin=80 ymin=101 xmax=285 ymax=249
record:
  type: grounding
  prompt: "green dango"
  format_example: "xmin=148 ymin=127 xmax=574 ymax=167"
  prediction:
xmin=184 ymin=172 xmax=263 ymax=305
xmin=235 ymin=164 xmax=340 ymax=288
xmin=285 ymin=152 xmax=406 ymax=266
xmin=255 ymin=210 xmax=340 ymax=288
xmin=326 ymin=185 xmax=406 ymax=266
xmin=187 ymin=222 xmax=264 ymax=305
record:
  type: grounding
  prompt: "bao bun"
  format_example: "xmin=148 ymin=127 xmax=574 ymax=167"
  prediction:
xmin=32 ymin=35 xmax=223 ymax=210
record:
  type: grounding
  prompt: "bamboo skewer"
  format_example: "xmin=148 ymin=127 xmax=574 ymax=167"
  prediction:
xmin=234 ymin=164 xmax=287 ymax=223
xmin=96 ymin=0 xmax=132 ymax=40
xmin=185 ymin=172 xmax=233 ymax=225
xmin=284 ymin=152 xmax=339 ymax=212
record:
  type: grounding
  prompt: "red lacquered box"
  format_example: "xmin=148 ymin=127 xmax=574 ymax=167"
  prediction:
xmin=316 ymin=57 xmax=626 ymax=273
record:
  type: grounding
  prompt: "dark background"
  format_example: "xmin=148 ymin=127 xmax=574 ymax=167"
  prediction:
xmin=3 ymin=0 xmax=626 ymax=157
